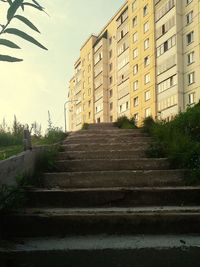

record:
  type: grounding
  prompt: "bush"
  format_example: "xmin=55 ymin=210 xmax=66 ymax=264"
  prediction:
xmin=115 ymin=116 xmax=137 ymax=129
xmin=36 ymin=128 xmax=67 ymax=145
xmin=82 ymin=123 xmax=89 ymax=130
xmin=142 ymin=116 xmax=156 ymax=134
xmin=144 ymin=103 xmax=200 ymax=184
xmin=0 ymin=184 xmax=26 ymax=212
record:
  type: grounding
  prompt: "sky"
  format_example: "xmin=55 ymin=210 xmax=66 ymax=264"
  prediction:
xmin=0 ymin=0 xmax=125 ymax=133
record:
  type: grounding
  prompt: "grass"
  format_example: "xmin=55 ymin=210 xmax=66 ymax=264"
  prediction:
xmin=0 ymin=145 xmax=23 ymax=160
xmin=143 ymin=102 xmax=200 ymax=185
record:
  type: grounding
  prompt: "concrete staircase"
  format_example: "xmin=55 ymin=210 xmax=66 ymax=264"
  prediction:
xmin=1 ymin=123 xmax=200 ymax=267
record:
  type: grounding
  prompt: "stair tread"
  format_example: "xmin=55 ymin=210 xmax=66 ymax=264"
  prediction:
xmin=1 ymin=235 xmax=200 ymax=252
xmin=9 ymin=206 xmax=200 ymax=215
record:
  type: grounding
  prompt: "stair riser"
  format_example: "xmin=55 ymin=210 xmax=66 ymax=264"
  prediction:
xmin=26 ymin=189 xmax=200 ymax=208
xmin=72 ymin=129 xmax=145 ymax=135
xmin=68 ymin=133 xmax=148 ymax=139
xmin=43 ymin=171 xmax=184 ymax=188
xmin=64 ymin=137 xmax=151 ymax=144
xmin=61 ymin=143 xmax=150 ymax=151
xmin=55 ymin=159 xmax=169 ymax=172
xmin=57 ymin=151 xmax=146 ymax=160
xmin=2 ymin=214 xmax=200 ymax=238
xmin=1 ymin=248 xmax=200 ymax=267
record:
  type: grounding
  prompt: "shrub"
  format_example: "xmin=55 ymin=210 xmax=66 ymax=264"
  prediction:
xmin=142 ymin=116 xmax=156 ymax=134
xmin=145 ymin=103 xmax=200 ymax=184
xmin=82 ymin=123 xmax=89 ymax=130
xmin=0 ymin=184 xmax=26 ymax=212
xmin=115 ymin=116 xmax=137 ymax=129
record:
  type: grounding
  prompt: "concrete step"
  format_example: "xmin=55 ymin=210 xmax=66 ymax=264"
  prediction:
xmin=2 ymin=207 xmax=200 ymax=238
xmin=55 ymin=158 xmax=169 ymax=172
xmin=25 ymin=187 xmax=200 ymax=208
xmin=57 ymin=149 xmax=146 ymax=160
xmin=1 ymin=235 xmax=200 ymax=267
xmin=87 ymin=123 xmax=116 ymax=129
xmin=42 ymin=170 xmax=185 ymax=188
xmin=72 ymin=129 xmax=144 ymax=135
xmin=61 ymin=142 xmax=150 ymax=151
xmin=68 ymin=131 xmax=148 ymax=139
xmin=64 ymin=136 xmax=152 ymax=145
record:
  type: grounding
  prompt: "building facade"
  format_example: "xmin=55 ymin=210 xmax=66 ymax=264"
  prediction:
xmin=67 ymin=0 xmax=200 ymax=131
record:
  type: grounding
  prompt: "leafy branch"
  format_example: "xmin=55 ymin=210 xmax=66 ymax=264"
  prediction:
xmin=0 ymin=0 xmax=48 ymax=62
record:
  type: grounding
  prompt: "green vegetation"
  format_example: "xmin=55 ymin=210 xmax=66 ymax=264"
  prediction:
xmin=0 ymin=0 xmax=47 ymax=62
xmin=82 ymin=123 xmax=89 ymax=130
xmin=115 ymin=116 xmax=137 ymax=129
xmin=143 ymin=103 xmax=200 ymax=185
xmin=0 ymin=117 xmax=67 ymax=160
xmin=0 ymin=184 xmax=26 ymax=212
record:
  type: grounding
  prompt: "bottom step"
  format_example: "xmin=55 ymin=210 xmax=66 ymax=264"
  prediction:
xmin=1 ymin=235 xmax=200 ymax=267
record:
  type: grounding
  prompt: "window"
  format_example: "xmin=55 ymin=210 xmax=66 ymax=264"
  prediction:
xmin=186 ymin=11 xmax=193 ymax=25
xmin=144 ymin=73 xmax=150 ymax=84
xmin=188 ymin=72 xmax=195 ymax=85
xmin=88 ymin=112 xmax=91 ymax=119
xmin=88 ymin=100 xmax=91 ymax=107
xmin=144 ymin=22 xmax=149 ymax=33
xmin=187 ymin=51 xmax=194 ymax=65
xmin=145 ymin=108 xmax=151 ymax=118
xmin=189 ymin=92 xmax=195 ymax=104
xmin=133 ymin=64 xmax=138 ymax=75
xmin=88 ymin=88 xmax=91 ymax=95
xmin=110 ymin=116 xmax=113 ymax=122
xmin=157 ymin=75 xmax=177 ymax=93
xmin=109 ymin=76 xmax=113 ymax=85
xmin=110 ymin=102 xmax=113 ymax=110
xmin=155 ymin=0 xmax=175 ymax=22
xmin=144 ymin=38 xmax=149 ymax=50
xmin=83 ymin=93 xmax=85 ymax=100
xmin=145 ymin=91 xmax=151 ymax=101
xmin=133 ymin=80 xmax=138 ymax=91
xmin=88 ymin=77 xmax=91 ymax=84
xmin=109 ymin=63 xmax=113 ymax=71
xmin=143 ymin=4 xmax=148 ymax=16
xmin=133 ymin=97 xmax=139 ymax=107
xmin=132 ymin=0 xmax=137 ymax=12
xmin=156 ymin=16 xmax=175 ymax=39
xmin=133 ymin=48 xmax=138 ymax=59
xmin=157 ymin=35 xmax=176 ymax=57
xmin=134 ymin=113 xmax=138 ymax=122
xmin=126 ymin=101 xmax=129 ymax=110
xmin=109 ymin=37 xmax=112 ymax=45
xmin=109 ymin=50 xmax=113 ymax=59
xmin=133 ymin=32 xmax=138 ymax=43
xmin=186 ymin=31 xmax=194 ymax=45
xmin=109 ymin=89 xmax=113 ymax=97
xmin=88 ymin=53 xmax=91 ymax=60
xmin=132 ymin=16 xmax=137 ymax=27
xmin=88 ymin=64 xmax=91 ymax=72
xmin=144 ymin=56 xmax=150 ymax=67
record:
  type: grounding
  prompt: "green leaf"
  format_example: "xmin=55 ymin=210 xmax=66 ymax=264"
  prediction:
xmin=0 ymin=54 xmax=23 ymax=62
xmin=7 ymin=0 xmax=24 ymax=21
xmin=14 ymin=15 xmax=40 ymax=33
xmin=0 ymin=38 xmax=20 ymax=49
xmin=32 ymin=0 xmax=43 ymax=8
xmin=5 ymin=28 xmax=48 ymax=50
xmin=7 ymin=0 xmax=13 ymax=5
xmin=22 ymin=2 xmax=43 ymax=11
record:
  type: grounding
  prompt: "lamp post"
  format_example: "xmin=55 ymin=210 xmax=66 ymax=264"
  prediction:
xmin=64 ymin=100 xmax=78 ymax=132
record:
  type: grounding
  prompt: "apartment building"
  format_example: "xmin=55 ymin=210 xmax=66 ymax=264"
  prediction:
xmin=155 ymin=0 xmax=200 ymax=121
xmin=67 ymin=0 xmax=200 ymax=131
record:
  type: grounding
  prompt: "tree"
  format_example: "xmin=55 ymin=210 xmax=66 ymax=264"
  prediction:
xmin=0 ymin=0 xmax=47 ymax=62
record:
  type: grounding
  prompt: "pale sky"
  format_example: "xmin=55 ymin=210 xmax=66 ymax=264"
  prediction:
xmin=0 ymin=0 xmax=125 ymax=133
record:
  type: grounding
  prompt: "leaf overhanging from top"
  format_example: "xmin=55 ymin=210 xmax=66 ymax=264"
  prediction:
xmin=7 ymin=0 xmax=24 ymax=21
xmin=5 ymin=28 xmax=47 ymax=50
xmin=14 ymin=15 xmax=40 ymax=33
xmin=0 ymin=38 xmax=20 ymax=48
xmin=22 ymin=2 xmax=44 ymax=11
xmin=0 ymin=54 xmax=23 ymax=62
